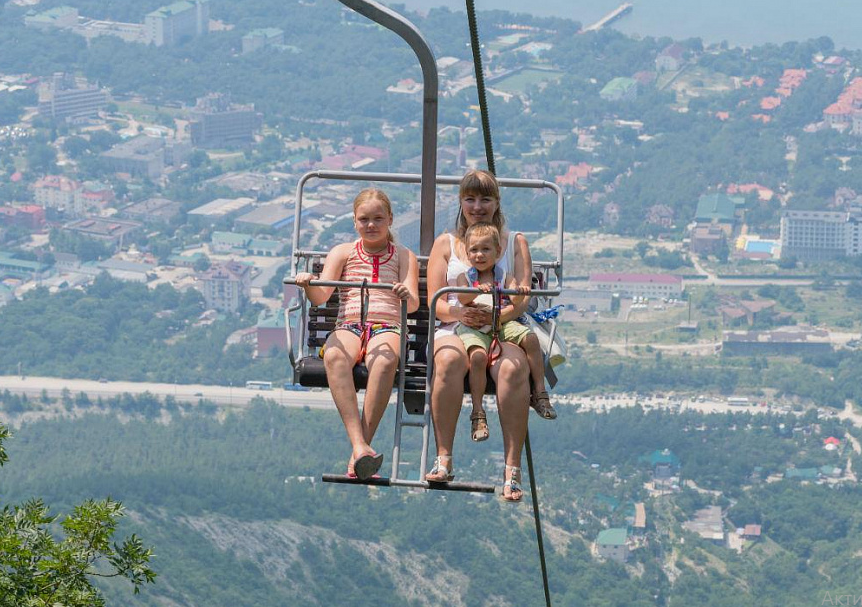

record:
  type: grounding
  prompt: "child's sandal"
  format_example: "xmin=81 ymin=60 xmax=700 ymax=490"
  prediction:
xmin=470 ymin=411 xmax=489 ymax=442
xmin=502 ymin=464 xmax=523 ymax=502
xmin=530 ymin=390 xmax=557 ymax=420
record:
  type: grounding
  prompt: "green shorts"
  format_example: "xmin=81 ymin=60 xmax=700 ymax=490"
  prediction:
xmin=456 ymin=321 xmax=531 ymax=352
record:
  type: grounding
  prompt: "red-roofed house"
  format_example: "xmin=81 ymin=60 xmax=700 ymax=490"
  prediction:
xmin=0 ymin=205 xmax=46 ymax=229
xmin=779 ymin=69 xmax=807 ymax=90
xmin=760 ymin=97 xmax=781 ymax=111
xmin=11 ymin=171 xmax=23 ymax=182
xmin=589 ymin=273 xmax=683 ymax=299
xmin=727 ymin=183 xmax=774 ymax=201
xmin=751 ymin=114 xmax=771 ymax=123
xmin=715 ymin=111 xmax=730 ymax=121
xmin=555 ymin=162 xmax=593 ymax=191
xmin=656 ymin=43 xmax=685 ymax=72
xmin=824 ymin=436 xmax=840 ymax=446
xmin=646 ymin=204 xmax=674 ymax=228
xmin=743 ymin=525 xmax=761 ymax=540
xmin=742 ymin=76 xmax=765 ymax=88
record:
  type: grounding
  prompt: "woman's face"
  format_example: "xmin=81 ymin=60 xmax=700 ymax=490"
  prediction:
xmin=460 ymin=192 xmax=499 ymax=227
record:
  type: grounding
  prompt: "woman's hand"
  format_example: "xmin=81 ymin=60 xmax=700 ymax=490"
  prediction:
xmin=392 ymin=282 xmax=410 ymax=300
xmin=460 ymin=305 xmax=492 ymax=329
xmin=516 ymin=284 xmax=532 ymax=295
xmin=477 ymin=282 xmax=493 ymax=293
xmin=294 ymin=272 xmax=315 ymax=288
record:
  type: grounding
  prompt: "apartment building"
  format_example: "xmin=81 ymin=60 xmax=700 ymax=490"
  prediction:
xmin=37 ymin=73 xmax=108 ymax=123
xmin=780 ymin=209 xmax=862 ymax=261
xmin=144 ymin=0 xmax=209 ymax=47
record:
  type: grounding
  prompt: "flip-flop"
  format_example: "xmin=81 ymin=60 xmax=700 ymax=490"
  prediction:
xmin=353 ymin=453 xmax=384 ymax=480
xmin=346 ymin=471 xmax=381 ymax=480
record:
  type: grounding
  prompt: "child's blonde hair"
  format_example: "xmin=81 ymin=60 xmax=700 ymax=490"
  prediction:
xmin=353 ymin=188 xmax=394 ymax=242
xmin=457 ymin=170 xmax=505 ymax=239
xmin=464 ymin=222 xmax=502 ymax=254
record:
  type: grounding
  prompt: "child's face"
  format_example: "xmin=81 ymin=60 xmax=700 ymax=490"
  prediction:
xmin=466 ymin=234 xmax=500 ymax=272
xmin=354 ymin=199 xmax=391 ymax=244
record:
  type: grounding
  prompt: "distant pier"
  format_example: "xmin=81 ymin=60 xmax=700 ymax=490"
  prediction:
xmin=581 ymin=3 xmax=633 ymax=33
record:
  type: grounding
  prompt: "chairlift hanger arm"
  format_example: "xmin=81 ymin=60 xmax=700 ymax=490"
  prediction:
xmin=336 ymin=0 xmax=438 ymax=254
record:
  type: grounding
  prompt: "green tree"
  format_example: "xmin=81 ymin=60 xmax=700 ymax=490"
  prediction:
xmin=0 ymin=424 xmax=156 ymax=606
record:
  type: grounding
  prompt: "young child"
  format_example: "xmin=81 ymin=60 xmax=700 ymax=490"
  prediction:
xmin=295 ymin=189 xmax=419 ymax=480
xmin=455 ymin=223 xmax=555 ymax=442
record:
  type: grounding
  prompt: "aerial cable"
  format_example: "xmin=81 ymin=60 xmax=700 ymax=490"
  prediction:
xmin=464 ymin=2 xmax=553 ymax=606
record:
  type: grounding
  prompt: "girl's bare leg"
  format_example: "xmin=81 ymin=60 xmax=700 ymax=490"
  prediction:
xmin=362 ymin=331 xmax=401 ymax=446
xmin=322 ymin=330 xmax=373 ymax=463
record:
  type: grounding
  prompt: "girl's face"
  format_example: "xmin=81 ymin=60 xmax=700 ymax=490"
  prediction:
xmin=354 ymin=199 xmax=392 ymax=245
xmin=466 ymin=233 xmax=500 ymax=272
xmin=460 ymin=191 xmax=499 ymax=227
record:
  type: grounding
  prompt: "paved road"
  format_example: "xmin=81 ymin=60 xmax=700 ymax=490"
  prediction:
xmin=0 ymin=376 xmax=336 ymax=410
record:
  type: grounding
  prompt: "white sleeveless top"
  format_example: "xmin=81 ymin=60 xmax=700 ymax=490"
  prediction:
xmin=437 ymin=231 xmax=516 ymax=337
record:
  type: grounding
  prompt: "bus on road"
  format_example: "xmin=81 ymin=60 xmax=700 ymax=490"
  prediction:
xmin=246 ymin=380 xmax=273 ymax=391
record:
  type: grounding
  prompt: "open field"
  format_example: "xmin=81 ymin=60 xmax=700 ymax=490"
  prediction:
xmin=492 ymin=68 xmax=563 ymax=94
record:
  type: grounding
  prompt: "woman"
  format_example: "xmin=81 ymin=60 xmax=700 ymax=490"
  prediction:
xmin=425 ymin=170 xmax=532 ymax=501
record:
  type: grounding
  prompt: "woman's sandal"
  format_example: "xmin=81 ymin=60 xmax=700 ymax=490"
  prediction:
xmin=502 ymin=464 xmax=523 ymax=502
xmin=530 ymin=390 xmax=557 ymax=420
xmin=470 ymin=411 xmax=490 ymax=442
xmin=426 ymin=456 xmax=455 ymax=482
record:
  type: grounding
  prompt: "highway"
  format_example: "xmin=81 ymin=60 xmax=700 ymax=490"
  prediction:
xmin=2 ymin=376 xmax=858 ymax=429
xmin=0 ymin=376 xmax=337 ymax=410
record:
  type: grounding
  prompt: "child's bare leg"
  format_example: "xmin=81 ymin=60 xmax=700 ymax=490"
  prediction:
xmin=468 ymin=347 xmax=488 ymax=415
xmin=468 ymin=346 xmax=490 ymax=441
xmin=521 ymin=333 xmax=546 ymax=392
xmin=521 ymin=333 xmax=557 ymax=419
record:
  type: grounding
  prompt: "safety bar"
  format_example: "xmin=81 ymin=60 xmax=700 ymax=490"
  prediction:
xmin=291 ymin=170 xmax=565 ymax=284
xmin=424 ymin=285 xmax=563 ymax=446
xmin=293 ymin=248 xmax=562 ymax=271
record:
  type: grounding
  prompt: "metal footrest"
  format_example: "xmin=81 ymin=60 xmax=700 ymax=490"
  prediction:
xmin=322 ymin=474 xmax=496 ymax=493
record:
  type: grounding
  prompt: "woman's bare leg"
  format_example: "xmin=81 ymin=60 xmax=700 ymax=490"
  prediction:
xmin=430 ymin=335 xmax=468 ymax=464
xmin=362 ymin=331 xmax=401 ymax=446
xmin=322 ymin=331 xmax=372 ymax=463
xmin=490 ymin=342 xmax=530 ymax=471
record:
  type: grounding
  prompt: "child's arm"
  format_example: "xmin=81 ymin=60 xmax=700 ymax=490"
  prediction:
xmin=456 ymin=273 xmax=480 ymax=305
xmin=496 ymin=274 xmax=528 ymax=321
xmin=294 ymin=244 xmax=350 ymax=306
xmin=395 ymin=246 xmax=421 ymax=313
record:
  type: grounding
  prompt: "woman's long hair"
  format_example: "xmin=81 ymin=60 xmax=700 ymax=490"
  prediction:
xmin=456 ymin=169 xmax=505 ymax=239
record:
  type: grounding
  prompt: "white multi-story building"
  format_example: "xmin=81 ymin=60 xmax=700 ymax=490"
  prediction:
xmin=588 ymin=273 xmax=683 ymax=299
xmin=33 ymin=175 xmax=80 ymax=209
xmin=145 ymin=0 xmax=209 ymax=47
xmin=199 ymin=261 xmax=251 ymax=313
xmin=37 ymin=73 xmax=108 ymax=123
xmin=780 ymin=209 xmax=862 ymax=261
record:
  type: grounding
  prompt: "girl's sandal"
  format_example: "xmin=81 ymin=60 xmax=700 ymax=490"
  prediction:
xmin=501 ymin=465 xmax=523 ymax=502
xmin=470 ymin=411 xmax=490 ymax=442
xmin=530 ymin=390 xmax=557 ymax=420
xmin=426 ymin=456 xmax=455 ymax=482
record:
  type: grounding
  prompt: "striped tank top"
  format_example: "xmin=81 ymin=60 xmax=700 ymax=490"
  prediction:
xmin=337 ymin=240 xmax=403 ymax=328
